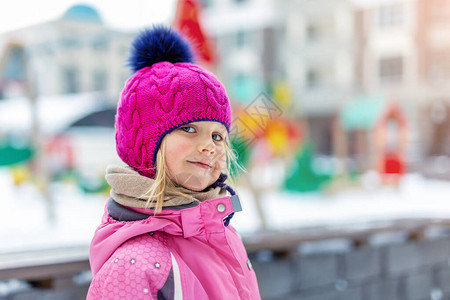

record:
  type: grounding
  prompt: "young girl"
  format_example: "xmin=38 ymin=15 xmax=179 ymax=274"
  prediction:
xmin=87 ymin=26 xmax=261 ymax=299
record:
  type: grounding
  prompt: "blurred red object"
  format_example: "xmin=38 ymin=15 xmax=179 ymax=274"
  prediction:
xmin=382 ymin=152 xmax=406 ymax=184
xmin=173 ymin=0 xmax=216 ymax=64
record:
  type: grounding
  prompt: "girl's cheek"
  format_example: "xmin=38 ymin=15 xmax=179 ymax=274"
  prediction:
xmin=214 ymin=151 xmax=227 ymax=170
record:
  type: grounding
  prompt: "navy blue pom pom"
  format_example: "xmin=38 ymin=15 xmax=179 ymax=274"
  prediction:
xmin=128 ymin=26 xmax=194 ymax=72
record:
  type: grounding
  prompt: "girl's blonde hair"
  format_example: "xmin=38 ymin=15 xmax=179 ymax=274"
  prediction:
xmin=145 ymin=136 xmax=244 ymax=213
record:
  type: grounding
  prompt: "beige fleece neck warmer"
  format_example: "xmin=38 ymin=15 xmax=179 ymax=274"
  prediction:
xmin=105 ymin=165 xmax=227 ymax=209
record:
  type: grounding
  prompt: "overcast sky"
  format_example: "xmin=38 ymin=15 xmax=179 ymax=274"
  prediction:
xmin=0 ymin=0 xmax=177 ymax=34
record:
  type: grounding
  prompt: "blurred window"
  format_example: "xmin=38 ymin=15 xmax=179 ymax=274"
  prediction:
xmin=61 ymin=38 xmax=80 ymax=49
xmin=379 ymin=56 xmax=403 ymax=82
xmin=33 ymin=43 xmax=53 ymax=56
xmin=92 ymin=37 xmax=109 ymax=51
xmin=306 ymin=69 xmax=319 ymax=88
xmin=377 ymin=3 xmax=403 ymax=27
xmin=236 ymin=30 xmax=246 ymax=47
xmin=3 ymin=46 xmax=25 ymax=80
xmin=308 ymin=115 xmax=333 ymax=155
xmin=64 ymin=67 xmax=79 ymax=93
xmin=306 ymin=24 xmax=319 ymax=41
xmin=93 ymin=70 xmax=107 ymax=91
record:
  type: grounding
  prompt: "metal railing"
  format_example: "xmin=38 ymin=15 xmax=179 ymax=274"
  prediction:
xmin=1 ymin=218 xmax=450 ymax=289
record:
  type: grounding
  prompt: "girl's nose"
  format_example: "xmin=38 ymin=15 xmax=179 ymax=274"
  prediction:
xmin=197 ymin=137 xmax=215 ymax=154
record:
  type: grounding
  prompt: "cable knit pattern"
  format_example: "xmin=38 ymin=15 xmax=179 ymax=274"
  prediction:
xmin=115 ymin=61 xmax=232 ymax=178
xmin=87 ymin=232 xmax=172 ymax=299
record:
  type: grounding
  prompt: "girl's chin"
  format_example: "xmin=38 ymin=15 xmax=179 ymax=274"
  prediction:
xmin=183 ymin=178 xmax=214 ymax=191
xmin=170 ymin=174 xmax=214 ymax=191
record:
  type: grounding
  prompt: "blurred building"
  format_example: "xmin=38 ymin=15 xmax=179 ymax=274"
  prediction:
xmin=204 ymin=0 xmax=450 ymax=166
xmin=284 ymin=0 xmax=356 ymax=155
xmin=202 ymin=0 xmax=282 ymax=104
xmin=355 ymin=0 xmax=450 ymax=164
xmin=416 ymin=0 xmax=450 ymax=159
xmin=203 ymin=0 xmax=355 ymax=155
xmin=354 ymin=0 xmax=420 ymax=163
xmin=0 ymin=4 xmax=133 ymax=102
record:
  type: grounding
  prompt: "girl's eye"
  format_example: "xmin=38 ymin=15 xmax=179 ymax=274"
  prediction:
xmin=181 ymin=126 xmax=195 ymax=133
xmin=212 ymin=133 xmax=223 ymax=141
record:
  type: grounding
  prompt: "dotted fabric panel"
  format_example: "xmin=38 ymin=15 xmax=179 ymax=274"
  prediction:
xmin=88 ymin=232 xmax=172 ymax=299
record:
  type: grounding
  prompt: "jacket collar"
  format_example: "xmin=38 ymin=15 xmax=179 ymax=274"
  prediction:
xmin=106 ymin=195 xmax=242 ymax=236
xmin=108 ymin=197 xmax=198 ymax=221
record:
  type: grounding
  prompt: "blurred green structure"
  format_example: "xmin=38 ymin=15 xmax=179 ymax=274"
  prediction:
xmin=284 ymin=141 xmax=331 ymax=192
xmin=0 ymin=136 xmax=34 ymax=166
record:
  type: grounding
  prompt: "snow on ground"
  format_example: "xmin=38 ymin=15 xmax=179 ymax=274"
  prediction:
xmin=0 ymin=169 xmax=105 ymax=253
xmin=2 ymin=169 xmax=450 ymax=252
xmin=230 ymin=173 xmax=450 ymax=234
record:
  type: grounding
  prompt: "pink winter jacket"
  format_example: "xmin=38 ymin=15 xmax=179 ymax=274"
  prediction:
xmin=87 ymin=195 xmax=261 ymax=299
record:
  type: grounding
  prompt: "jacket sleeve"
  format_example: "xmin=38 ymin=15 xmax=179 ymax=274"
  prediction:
xmin=87 ymin=232 xmax=174 ymax=300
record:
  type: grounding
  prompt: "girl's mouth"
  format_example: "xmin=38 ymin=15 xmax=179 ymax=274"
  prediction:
xmin=188 ymin=161 xmax=212 ymax=169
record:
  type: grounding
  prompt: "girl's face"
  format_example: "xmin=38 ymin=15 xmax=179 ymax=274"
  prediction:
xmin=163 ymin=121 xmax=228 ymax=191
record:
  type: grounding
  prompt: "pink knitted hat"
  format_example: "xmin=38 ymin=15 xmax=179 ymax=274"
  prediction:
xmin=115 ymin=26 xmax=232 ymax=178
